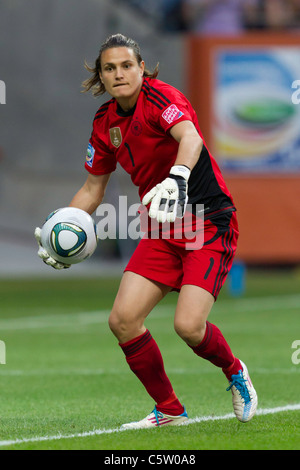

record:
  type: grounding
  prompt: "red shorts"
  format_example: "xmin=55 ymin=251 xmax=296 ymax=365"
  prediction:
xmin=125 ymin=211 xmax=239 ymax=299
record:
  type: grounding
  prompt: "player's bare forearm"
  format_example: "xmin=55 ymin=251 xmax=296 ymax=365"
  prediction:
xmin=174 ymin=133 xmax=203 ymax=170
xmin=69 ymin=173 xmax=111 ymax=215
xmin=69 ymin=187 xmax=101 ymax=215
xmin=170 ymin=121 xmax=203 ymax=171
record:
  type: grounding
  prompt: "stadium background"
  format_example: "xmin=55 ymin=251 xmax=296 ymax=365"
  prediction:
xmin=0 ymin=0 xmax=300 ymax=450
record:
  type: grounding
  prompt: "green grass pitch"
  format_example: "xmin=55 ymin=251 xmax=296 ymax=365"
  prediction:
xmin=0 ymin=269 xmax=299 ymax=450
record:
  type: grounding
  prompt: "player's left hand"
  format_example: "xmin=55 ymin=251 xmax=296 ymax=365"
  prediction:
xmin=142 ymin=165 xmax=190 ymax=223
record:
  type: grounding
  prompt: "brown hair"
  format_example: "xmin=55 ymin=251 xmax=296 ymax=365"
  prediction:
xmin=82 ymin=34 xmax=159 ymax=97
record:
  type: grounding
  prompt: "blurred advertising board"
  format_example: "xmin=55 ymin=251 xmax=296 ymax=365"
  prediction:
xmin=187 ymin=34 xmax=300 ymax=263
xmin=214 ymin=48 xmax=300 ymax=173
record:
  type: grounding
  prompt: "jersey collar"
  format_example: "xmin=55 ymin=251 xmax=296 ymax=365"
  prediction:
xmin=116 ymin=102 xmax=137 ymax=117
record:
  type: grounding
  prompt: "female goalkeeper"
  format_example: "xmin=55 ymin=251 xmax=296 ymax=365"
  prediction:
xmin=35 ymin=34 xmax=257 ymax=428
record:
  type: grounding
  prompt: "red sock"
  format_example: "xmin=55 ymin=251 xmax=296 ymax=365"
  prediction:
xmin=156 ymin=390 xmax=184 ymax=415
xmin=120 ymin=330 xmax=184 ymax=415
xmin=189 ymin=322 xmax=242 ymax=380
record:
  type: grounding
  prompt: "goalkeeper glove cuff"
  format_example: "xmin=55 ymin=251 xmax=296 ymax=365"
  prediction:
xmin=169 ymin=165 xmax=191 ymax=182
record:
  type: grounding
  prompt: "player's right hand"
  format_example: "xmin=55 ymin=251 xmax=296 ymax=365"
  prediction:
xmin=34 ymin=227 xmax=71 ymax=270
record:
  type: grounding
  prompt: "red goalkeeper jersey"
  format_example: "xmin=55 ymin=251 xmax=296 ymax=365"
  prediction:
xmin=85 ymin=77 xmax=235 ymax=216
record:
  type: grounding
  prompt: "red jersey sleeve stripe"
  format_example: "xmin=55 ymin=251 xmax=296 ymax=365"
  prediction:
xmin=93 ymin=99 xmax=115 ymax=121
xmin=143 ymin=80 xmax=171 ymax=105
xmin=142 ymin=84 xmax=171 ymax=110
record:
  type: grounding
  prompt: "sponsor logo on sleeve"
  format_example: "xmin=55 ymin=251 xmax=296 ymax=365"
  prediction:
xmin=86 ymin=143 xmax=95 ymax=167
xmin=162 ymin=104 xmax=184 ymax=125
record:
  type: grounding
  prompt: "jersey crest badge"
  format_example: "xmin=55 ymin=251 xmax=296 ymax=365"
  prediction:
xmin=109 ymin=127 xmax=122 ymax=148
xmin=131 ymin=119 xmax=143 ymax=136
xmin=162 ymin=104 xmax=184 ymax=125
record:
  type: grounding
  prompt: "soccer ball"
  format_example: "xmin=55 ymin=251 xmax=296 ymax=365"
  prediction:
xmin=40 ymin=207 xmax=98 ymax=265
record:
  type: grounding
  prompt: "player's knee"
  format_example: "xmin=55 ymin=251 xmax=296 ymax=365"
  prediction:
xmin=108 ymin=308 xmax=127 ymax=337
xmin=108 ymin=304 xmax=141 ymax=341
xmin=174 ymin=317 xmax=206 ymax=345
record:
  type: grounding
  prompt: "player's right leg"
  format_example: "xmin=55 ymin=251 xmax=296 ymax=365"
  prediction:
xmin=108 ymin=271 xmax=187 ymax=428
xmin=108 ymin=271 xmax=168 ymax=344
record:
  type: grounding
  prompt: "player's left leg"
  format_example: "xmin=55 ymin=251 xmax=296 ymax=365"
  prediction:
xmin=174 ymin=285 xmax=257 ymax=423
xmin=172 ymin=210 xmax=257 ymax=422
xmin=174 ymin=284 xmax=240 ymax=370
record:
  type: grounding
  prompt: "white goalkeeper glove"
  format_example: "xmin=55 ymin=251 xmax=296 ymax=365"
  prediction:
xmin=142 ymin=165 xmax=190 ymax=223
xmin=34 ymin=227 xmax=71 ymax=270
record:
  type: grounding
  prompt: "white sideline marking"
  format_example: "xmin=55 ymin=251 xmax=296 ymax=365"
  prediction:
xmin=0 ymin=403 xmax=299 ymax=448
xmin=182 ymin=403 xmax=300 ymax=425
